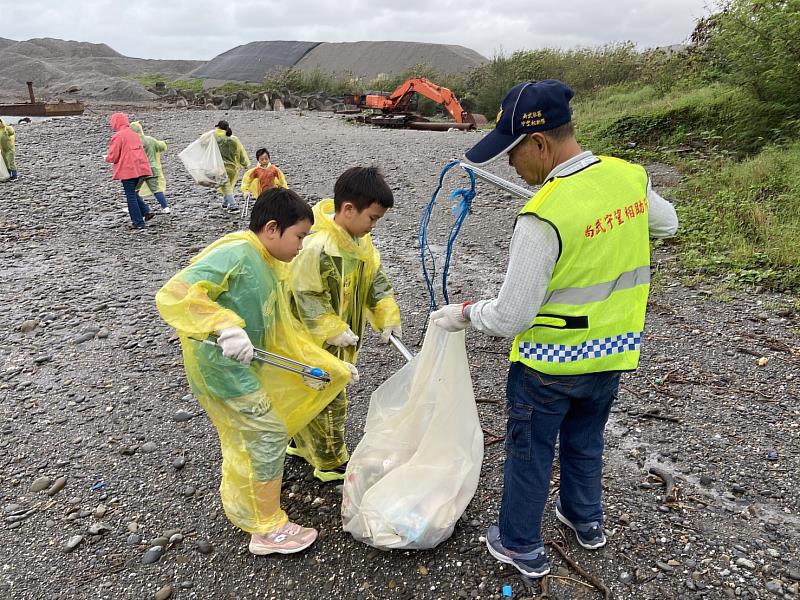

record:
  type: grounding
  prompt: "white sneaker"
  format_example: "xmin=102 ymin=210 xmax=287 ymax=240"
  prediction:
xmin=161 ymin=207 xmax=171 ymax=214
xmin=248 ymin=521 xmax=318 ymax=555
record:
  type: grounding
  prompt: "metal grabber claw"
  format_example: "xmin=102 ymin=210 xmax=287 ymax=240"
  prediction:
xmin=192 ymin=336 xmax=331 ymax=388
xmin=389 ymin=334 xmax=415 ymax=363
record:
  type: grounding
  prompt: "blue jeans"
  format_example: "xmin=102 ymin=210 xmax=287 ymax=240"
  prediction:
xmin=499 ymin=362 xmax=620 ymax=552
xmin=137 ymin=191 xmax=168 ymax=209
xmin=122 ymin=178 xmax=152 ymax=227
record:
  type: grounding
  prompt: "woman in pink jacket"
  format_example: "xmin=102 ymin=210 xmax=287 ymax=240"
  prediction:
xmin=105 ymin=112 xmax=154 ymax=230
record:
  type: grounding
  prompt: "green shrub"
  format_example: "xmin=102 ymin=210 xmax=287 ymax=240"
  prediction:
xmin=694 ymin=0 xmax=800 ymax=109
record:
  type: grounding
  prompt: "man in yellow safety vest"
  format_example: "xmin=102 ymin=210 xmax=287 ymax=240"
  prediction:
xmin=431 ymin=80 xmax=678 ymax=578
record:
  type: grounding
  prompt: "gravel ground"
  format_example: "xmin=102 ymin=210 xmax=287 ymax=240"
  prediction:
xmin=1 ymin=109 xmax=798 ymax=600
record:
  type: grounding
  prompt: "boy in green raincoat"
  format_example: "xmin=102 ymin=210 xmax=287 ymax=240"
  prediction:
xmin=213 ymin=120 xmax=250 ymax=212
xmin=0 ymin=118 xmax=17 ymax=180
xmin=288 ymin=166 xmax=402 ymax=481
xmin=130 ymin=121 xmax=170 ymax=213
xmin=156 ymin=188 xmax=355 ymax=555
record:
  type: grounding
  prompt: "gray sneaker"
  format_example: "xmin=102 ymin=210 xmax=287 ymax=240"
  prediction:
xmin=555 ymin=498 xmax=606 ymax=549
xmin=485 ymin=526 xmax=550 ymax=578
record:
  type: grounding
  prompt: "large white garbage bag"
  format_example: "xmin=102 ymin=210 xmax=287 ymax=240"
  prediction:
xmin=342 ymin=326 xmax=483 ymax=549
xmin=177 ymin=130 xmax=227 ymax=187
xmin=0 ymin=156 xmax=9 ymax=182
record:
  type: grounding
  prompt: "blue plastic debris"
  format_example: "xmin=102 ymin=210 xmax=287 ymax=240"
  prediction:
xmin=767 ymin=450 xmax=778 ymax=461
xmin=91 ymin=481 xmax=106 ymax=491
xmin=502 ymin=584 xmax=513 ymax=597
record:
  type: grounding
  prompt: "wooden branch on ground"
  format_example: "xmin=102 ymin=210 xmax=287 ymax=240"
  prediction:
xmin=535 ymin=575 xmax=550 ymax=600
xmin=632 ymin=411 xmax=682 ymax=423
xmin=620 ymin=383 xmax=644 ymax=398
xmin=661 ymin=368 xmax=682 ymax=385
xmin=475 ymin=397 xmax=501 ymax=404
xmin=481 ymin=427 xmax=505 ymax=447
xmin=547 ymin=539 xmax=611 ymax=599
xmin=648 ymin=466 xmax=679 ymax=505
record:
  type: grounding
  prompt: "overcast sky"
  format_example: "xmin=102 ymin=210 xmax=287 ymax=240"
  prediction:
xmin=1 ymin=0 xmax=715 ymax=61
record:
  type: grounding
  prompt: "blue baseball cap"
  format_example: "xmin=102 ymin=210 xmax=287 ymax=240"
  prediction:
xmin=464 ymin=80 xmax=574 ymax=166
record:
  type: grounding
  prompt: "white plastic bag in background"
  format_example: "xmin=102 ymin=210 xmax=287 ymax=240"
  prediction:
xmin=0 ymin=157 xmax=9 ymax=182
xmin=178 ymin=130 xmax=226 ymax=187
xmin=342 ymin=325 xmax=483 ymax=549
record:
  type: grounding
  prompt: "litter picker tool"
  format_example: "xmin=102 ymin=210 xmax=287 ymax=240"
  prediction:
xmin=389 ymin=334 xmax=415 ymax=363
xmin=457 ymin=162 xmax=533 ymax=199
xmin=191 ymin=336 xmax=331 ymax=383
xmin=240 ymin=193 xmax=253 ymax=221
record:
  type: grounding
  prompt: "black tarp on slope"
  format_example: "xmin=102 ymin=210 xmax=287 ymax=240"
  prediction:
xmin=190 ymin=41 xmax=321 ymax=81
xmin=295 ymin=41 xmax=487 ymax=78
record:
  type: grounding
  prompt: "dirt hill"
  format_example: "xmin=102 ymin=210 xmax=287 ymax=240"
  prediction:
xmin=193 ymin=40 xmax=488 ymax=84
xmin=0 ymin=37 xmax=487 ymax=103
xmin=0 ymin=38 xmax=203 ymax=102
xmin=296 ymin=40 xmax=487 ymax=78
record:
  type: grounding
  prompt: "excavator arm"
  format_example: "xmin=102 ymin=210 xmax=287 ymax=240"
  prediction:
xmin=385 ymin=78 xmax=470 ymax=123
xmin=352 ymin=77 xmax=485 ymax=126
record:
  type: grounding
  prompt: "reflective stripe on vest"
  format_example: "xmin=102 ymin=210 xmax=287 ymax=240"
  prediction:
xmin=510 ymin=156 xmax=651 ymax=375
xmin=542 ymin=265 xmax=651 ymax=306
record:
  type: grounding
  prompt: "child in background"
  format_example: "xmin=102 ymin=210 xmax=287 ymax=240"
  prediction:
xmin=0 ymin=118 xmax=18 ymax=180
xmin=105 ymin=112 xmax=154 ymax=230
xmin=288 ymin=166 xmax=402 ymax=482
xmin=156 ymin=188 xmax=354 ymax=555
xmin=130 ymin=121 xmax=170 ymax=213
xmin=241 ymin=148 xmax=288 ymax=205
xmin=213 ymin=120 xmax=250 ymax=212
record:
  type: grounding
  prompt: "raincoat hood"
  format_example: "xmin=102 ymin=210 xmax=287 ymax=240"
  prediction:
xmin=129 ymin=121 xmax=144 ymax=135
xmin=109 ymin=112 xmax=130 ymax=131
xmin=311 ymin=199 xmax=372 ymax=260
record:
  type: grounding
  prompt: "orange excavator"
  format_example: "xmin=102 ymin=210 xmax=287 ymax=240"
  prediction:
xmin=344 ymin=77 xmax=487 ymax=130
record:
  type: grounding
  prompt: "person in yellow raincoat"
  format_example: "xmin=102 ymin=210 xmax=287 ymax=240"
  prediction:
xmin=213 ymin=120 xmax=250 ymax=212
xmin=241 ymin=148 xmax=288 ymax=201
xmin=130 ymin=121 xmax=170 ymax=213
xmin=0 ymin=118 xmax=17 ymax=180
xmin=288 ymin=166 xmax=402 ymax=482
xmin=156 ymin=188 xmax=355 ymax=555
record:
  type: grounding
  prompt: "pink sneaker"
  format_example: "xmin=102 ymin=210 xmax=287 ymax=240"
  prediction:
xmin=248 ymin=521 xmax=318 ymax=555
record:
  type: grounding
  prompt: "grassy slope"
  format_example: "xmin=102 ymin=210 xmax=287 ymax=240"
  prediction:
xmin=574 ymin=83 xmax=800 ymax=292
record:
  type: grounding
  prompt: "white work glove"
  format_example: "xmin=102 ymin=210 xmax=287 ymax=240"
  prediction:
xmin=216 ymin=327 xmax=254 ymax=365
xmin=430 ymin=303 xmax=470 ymax=332
xmin=344 ymin=362 xmax=360 ymax=384
xmin=326 ymin=328 xmax=359 ymax=347
xmin=380 ymin=324 xmax=403 ymax=344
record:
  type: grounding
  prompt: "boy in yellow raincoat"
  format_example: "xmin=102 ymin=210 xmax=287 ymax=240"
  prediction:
xmin=288 ymin=166 xmax=402 ymax=482
xmin=156 ymin=188 xmax=355 ymax=555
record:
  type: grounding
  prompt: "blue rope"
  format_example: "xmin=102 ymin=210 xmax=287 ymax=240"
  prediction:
xmin=418 ymin=160 xmax=477 ymax=314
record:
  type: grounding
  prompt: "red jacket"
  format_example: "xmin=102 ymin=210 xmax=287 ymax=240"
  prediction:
xmin=105 ymin=113 xmax=152 ymax=180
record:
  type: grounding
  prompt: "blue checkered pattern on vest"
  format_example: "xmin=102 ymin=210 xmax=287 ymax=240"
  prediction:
xmin=518 ymin=332 xmax=641 ymax=363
